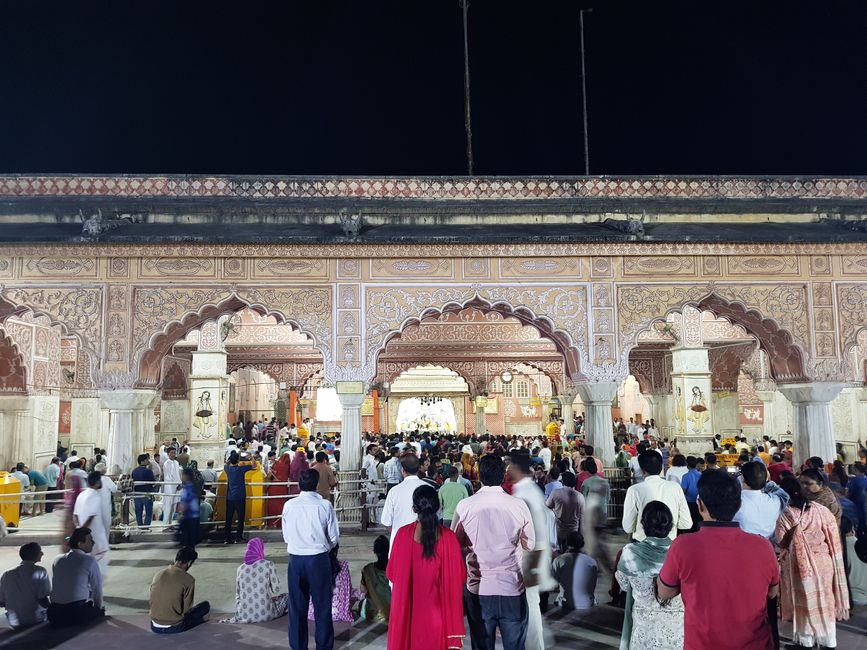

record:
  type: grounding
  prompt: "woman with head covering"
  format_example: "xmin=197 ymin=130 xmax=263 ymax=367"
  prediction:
xmin=800 ymin=467 xmax=843 ymax=525
xmin=266 ymin=451 xmax=294 ymax=528
xmin=220 ymin=537 xmax=288 ymax=623
xmin=288 ymin=449 xmax=309 ymax=496
xmin=777 ymin=475 xmax=849 ymax=649
xmin=615 ymin=501 xmax=684 ymax=649
xmin=187 ymin=459 xmax=205 ymax=497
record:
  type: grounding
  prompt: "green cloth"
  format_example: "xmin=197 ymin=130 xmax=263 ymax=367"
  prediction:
xmin=438 ymin=480 xmax=468 ymax=520
xmin=617 ymin=536 xmax=672 ymax=650
xmin=615 ymin=450 xmax=631 ymax=469
xmin=27 ymin=470 xmax=48 ymax=487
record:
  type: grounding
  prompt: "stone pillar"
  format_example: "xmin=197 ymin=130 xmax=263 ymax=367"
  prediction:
xmin=188 ymin=350 xmax=229 ymax=465
xmin=337 ymin=392 xmax=366 ymax=471
xmin=754 ymin=390 xmax=778 ymax=439
xmin=99 ymin=390 xmax=158 ymax=474
xmin=670 ymin=347 xmax=714 ymax=455
xmin=858 ymin=388 xmax=867 ymax=446
xmin=777 ymin=382 xmax=846 ymax=468
xmin=70 ymin=397 xmax=101 ymax=454
xmin=561 ymin=399 xmax=574 ymax=438
xmin=575 ymin=381 xmax=619 ymax=467
xmin=474 ymin=396 xmax=486 ymax=436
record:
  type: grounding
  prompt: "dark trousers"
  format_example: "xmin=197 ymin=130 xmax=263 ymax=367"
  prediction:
xmin=150 ymin=601 xmax=210 ymax=634
xmin=224 ymin=498 xmax=246 ymax=541
xmin=463 ymin=586 xmax=487 ymax=650
xmin=287 ymin=552 xmax=334 ymax=650
xmin=687 ymin=501 xmax=701 ymax=533
xmin=178 ymin=516 xmax=200 ymax=548
xmin=767 ymin=596 xmax=779 ymax=650
xmin=135 ymin=497 xmax=154 ymax=526
xmin=48 ymin=600 xmax=105 ymax=627
xmin=479 ymin=593 xmax=528 ymax=650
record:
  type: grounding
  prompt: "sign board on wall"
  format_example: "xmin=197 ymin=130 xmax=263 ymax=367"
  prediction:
xmin=336 ymin=381 xmax=364 ymax=394
xmin=739 ymin=405 xmax=764 ymax=425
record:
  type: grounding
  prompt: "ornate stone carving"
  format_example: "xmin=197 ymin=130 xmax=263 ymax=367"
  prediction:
xmin=364 ymin=285 xmax=588 ymax=369
xmin=727 ymin=256 xmax=799 ymax=275
xmin=837 ymin=283 xmax=867 ymax=349
xmin=623 ymin=256 xmax=695 ymax=276
xmin=1 ymin=286 xmax=102 ymax=353
xmin=141 ymin=258 xmax=215 ymax=277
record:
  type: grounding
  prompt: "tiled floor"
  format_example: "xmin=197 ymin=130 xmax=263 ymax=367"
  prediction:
xmin=0 ymin=527 xmax=863 ymax=649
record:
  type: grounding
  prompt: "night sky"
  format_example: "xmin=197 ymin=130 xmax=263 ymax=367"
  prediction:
xmin=1 ymin=0 xmax=865 ymax=176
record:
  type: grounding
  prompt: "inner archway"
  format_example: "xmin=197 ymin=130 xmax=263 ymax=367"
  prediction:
xmin=375 ymin=307 xmax=569 ymax=437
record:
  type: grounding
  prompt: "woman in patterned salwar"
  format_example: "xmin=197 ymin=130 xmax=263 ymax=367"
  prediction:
xmin=776 ymin=476 xmax=849 ymax=649
xmin=220 ymin=537 xmax=288 ymax=623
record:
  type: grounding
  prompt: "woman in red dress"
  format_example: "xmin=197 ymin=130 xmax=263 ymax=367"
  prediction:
xmin=288 ymin=449 xmax=308 ymax=495
xmin=387 ymin=485 xmax=466 ymax=650
xmin=266 ymin=451 xmax=292 ymax=528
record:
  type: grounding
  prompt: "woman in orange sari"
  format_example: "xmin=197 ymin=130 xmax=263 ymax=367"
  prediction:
xmin=387 ymin=485 xmax=465 ymax=650
xmin=266 ymin=451 xmax=292 ymax=528
xmin=461 ymin=453 xmax=478 ymax=484
xmin=776 ymin=475 xmax=849 ymax=649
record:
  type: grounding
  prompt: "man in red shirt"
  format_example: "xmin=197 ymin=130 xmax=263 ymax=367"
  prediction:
xmin=657 ymin=470 xmax=779 ymax=650
xmin=767 ymin=453 xmax=791 ymax=483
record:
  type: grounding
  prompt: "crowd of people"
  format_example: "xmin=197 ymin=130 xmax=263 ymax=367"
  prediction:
xmin=1 ymin=419 xmax=866 ymax=650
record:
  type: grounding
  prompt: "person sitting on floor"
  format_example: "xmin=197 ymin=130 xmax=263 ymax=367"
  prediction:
xmin=0 ymin=542 xmax=51 ymax=630
xmin=149 ymin=546 xmax=210 ymax=634
xmin=357 ymin=534 xmax=391 ymax=623
xmin=220 ymin=538 xmax=288 ymax=623
xmin=47 ymin=527 xmax=105 ymax=626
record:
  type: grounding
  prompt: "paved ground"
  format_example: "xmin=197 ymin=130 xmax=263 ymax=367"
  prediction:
xmin=0 ymin=519 xmax=864 ymax=649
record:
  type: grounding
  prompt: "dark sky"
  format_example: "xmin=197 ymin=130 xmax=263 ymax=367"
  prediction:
xmin=1 ymin=0 xmax=865 ymax=176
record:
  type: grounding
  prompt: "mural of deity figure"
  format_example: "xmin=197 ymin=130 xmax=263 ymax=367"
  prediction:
xmin=194 ymin=390 xmax=216 ymax=438
xmin=689 ymin=385 xmax=709 ymax=433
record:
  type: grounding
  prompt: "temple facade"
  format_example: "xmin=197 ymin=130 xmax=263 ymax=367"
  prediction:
xmin=0 ymin=174 xmax=865 ymax=472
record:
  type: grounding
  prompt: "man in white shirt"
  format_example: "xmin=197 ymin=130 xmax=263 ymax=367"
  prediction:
xmin=538 ymin=440 xmax=552 ymax=471
xmin=622 ymin=451 xmax=692 ymax=541
xmin=0 ymin=542 xmax=51 ymax=629
xmin=282 ymin=468 xmax=339 ymax=650
xmin=161 ymin=448 xmax=181 ymax=531
xmin=733 ymin=461 xmax=789 ymax=540
xmin=380 ymin=454 xmax=423 ymax=553
xmin=48 ymin=527 xmax=104 ymax=627
xmin=361 ymin=444 xmax=379 ymax=523
xmin=509 ymin=452 xmax=558 ymax=650
xmin=627 ymin=443 xmax=646 ymax=483
xmin=74 ymin=472 xmax=110 ymax=575
xmin=94 ymin=463 xmax=117 ymax=543
xmin=64 ymin=451 xmax=80 ymax=468
xmin=11 ymin=463 xmax=30 ymax=516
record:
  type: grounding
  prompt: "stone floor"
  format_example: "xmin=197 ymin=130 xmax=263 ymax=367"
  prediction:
xmin=0 ymin=522 xmax=864 ymax=649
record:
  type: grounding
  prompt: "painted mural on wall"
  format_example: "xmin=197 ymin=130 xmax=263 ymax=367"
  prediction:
xmin=192 ymin=389 xmax=218 ymax=439
xmin=689 ymin=386 xmax=709 ymax=433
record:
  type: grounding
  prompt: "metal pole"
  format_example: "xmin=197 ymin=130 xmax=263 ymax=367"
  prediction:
xmin=579 ymin=8 xmax=592 ymax=175
xmin=460 ymin=0 xmax=474 ymax=176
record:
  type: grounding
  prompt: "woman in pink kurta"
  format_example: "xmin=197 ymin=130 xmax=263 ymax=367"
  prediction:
xmin=387 ymin=484 xmax=466 ymax=650
xmin=777 ymin=475 xmax=849 ymax=649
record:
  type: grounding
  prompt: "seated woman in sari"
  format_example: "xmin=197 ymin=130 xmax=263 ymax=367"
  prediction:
xmin=220 ymin=537 xmax=288 ymax=623
xmin=615 ymin=500 xmax=684 ymax=650
xmin=357 ymin=535 xmax=391 ymax=623
xmin=387 ymin=484 xmax=465 ymax=650
xmin=777 ymin=475 xmax=849 ymax=649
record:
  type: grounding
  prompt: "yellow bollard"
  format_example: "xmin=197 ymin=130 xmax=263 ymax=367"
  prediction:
xmin=0 ymin=472 xmax=21 ymax=528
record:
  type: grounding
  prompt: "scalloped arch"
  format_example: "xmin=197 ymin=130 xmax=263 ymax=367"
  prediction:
xmin=374 ymin=296 xmax=583 ymax=380
xmin=626 ymin=292 xmax=807 ymax=383
xmin=136 ymin=295 xmax=324 ymax=388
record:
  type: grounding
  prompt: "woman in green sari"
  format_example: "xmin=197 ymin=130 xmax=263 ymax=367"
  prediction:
xmin=615 ymin=501 xmax=684 ymax=650
xmin=358 ymin=535 xmax=391 ymax=623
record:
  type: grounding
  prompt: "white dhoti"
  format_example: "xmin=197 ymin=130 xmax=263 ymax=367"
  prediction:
xmin=161 ymin=490 xmax=178 ymax=524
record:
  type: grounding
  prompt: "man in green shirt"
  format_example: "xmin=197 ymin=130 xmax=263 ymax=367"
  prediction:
xmin=438 ymin=466 xmax=468 ymax=528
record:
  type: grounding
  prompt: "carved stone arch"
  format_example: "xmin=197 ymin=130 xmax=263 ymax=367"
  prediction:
xmin=0 ymin=292 xmax=98 ymax=390
xmin=619 ymin=288 xmax=808 ymax=383
xmin=0 ymin=328 xmax=28 ymax=394
xmin=136 ymin=294 xmax=326 ymax=388
xmin=379 ymin=362 xmax=473 ymax=394
xmin=299 ymin=368 xmax=324 ymax=399
xmin=228 ymin=364 xmax=282 ymax=387
xmin=371 ymin=294 xmax=585 ymax=380
xmin=484 ymin=360 xmax=563 ymax=396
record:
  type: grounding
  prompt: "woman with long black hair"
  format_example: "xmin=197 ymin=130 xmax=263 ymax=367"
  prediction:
xmin=386 ymin=484 xmax=465 ymax=650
